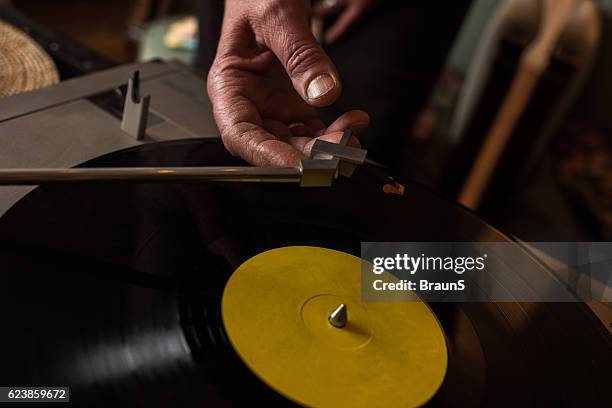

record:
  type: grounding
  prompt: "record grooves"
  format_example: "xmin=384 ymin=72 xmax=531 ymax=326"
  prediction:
xmin=0 ymin=139 xmax=609 ymax=407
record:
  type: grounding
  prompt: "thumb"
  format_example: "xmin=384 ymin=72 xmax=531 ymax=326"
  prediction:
xmin=263 ymin=7 xmax=342 ymax=107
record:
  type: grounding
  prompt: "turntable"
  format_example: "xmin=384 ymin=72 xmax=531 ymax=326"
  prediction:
xmin=0 ymin=60 xmax=216 ymax=215
xmin=0 ymin=61 xmax=610 ymax=407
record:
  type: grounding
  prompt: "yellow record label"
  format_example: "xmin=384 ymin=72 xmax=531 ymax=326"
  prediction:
xmin=222 ymin=246 xmax=447 ymax=407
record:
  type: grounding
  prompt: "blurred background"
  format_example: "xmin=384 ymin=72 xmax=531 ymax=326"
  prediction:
xmin=1 ymin=0 xmax=611 ymax=244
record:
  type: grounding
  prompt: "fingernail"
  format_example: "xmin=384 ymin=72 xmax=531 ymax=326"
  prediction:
xmin=307 ymin=73 xmax=335 ymax=100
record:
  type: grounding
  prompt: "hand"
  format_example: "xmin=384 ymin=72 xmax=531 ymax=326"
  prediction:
xmin=313 ymin=0 xmax=383 ymax=44
xmin=207 ymin=0 xmax=369 ymax=167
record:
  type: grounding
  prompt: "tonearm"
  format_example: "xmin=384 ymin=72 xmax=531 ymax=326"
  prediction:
xmin=0 ymin=129 xmax=367 ymax=188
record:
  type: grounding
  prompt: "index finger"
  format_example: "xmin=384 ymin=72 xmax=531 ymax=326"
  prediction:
xmin=223 ymin=120 xmax=307 ymax=167
xmin=209 ymin=81 xmax=306 ymax=166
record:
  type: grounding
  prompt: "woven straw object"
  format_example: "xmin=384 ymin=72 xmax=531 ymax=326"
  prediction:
xmin=0 ymin=21 xmax=59 ymax=97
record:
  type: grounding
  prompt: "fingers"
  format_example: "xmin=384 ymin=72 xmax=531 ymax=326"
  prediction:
xmin=263 ymin=119 xmax=292 ymax=139
xmin=304 ymin=109 xmax=369 ymax=155
xmin=316 ymin=131 xmax=361 ymax=148
xmin=209 ymin=86 xmax=307 ymax=167
xmin=265 ymin=120 xmax=319 ymax=139
xmin=279 ymin=110 xmax=370 ymax=157
xmin=260 ymin=3 xmax=342 ymax=107
xmin=223 ymin=110 xmax=368 ymax=166
xmin=325 ymin=4 xmax=363 ymax=44
xmin=227 ymin=122 xmax=307 ymax=167
xmin=312 ymin=0 xmax=346 ymax=19
xmin=303 ymin=131 xmax=361 ymax=157
xmin=253 ymin=138 xmax=308 ymax=166
xmin=226 ymin=122 xmax=307 ymax=167
xmin=317 ymin=110 xmax=370 ymax=137
xmin=289 ymin=130 xmax=344 ymax=153
xmin=287 ymin=122 xmax=313 ymax=137
xmin=306 ymin=119 xmax=326 ymax=133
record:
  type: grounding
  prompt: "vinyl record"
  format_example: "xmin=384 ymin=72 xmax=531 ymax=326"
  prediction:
xmin=0 ymin=139 xmax=609 ymax=407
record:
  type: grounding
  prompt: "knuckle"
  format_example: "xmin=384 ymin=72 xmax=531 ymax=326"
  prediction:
xmin=206 ymin=65 xmax=222 ymax=97
xmin=206 ymin=57 xmax=240 ymax=100
xmin=251 ymin=1 xmax=290 ymax=36
xmin=257 ymin=0 xmax=283 ymax=21
xmin=256 ymin=0 xmax=308 ymax=24
xmin=207 ymin=59 xmax=226 ymax=90
xmin=208 ymin=56 xmax=232 ymax=83
xmin=285 ymin=39 xmax=323 ymax=78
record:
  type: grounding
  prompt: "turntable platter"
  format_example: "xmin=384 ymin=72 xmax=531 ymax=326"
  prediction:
xmin=223 ymin=246 xmax=447 ymax=408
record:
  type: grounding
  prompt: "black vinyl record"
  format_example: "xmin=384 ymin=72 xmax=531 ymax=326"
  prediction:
xmin=0 ymin=139 xmax=609 ymax=407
